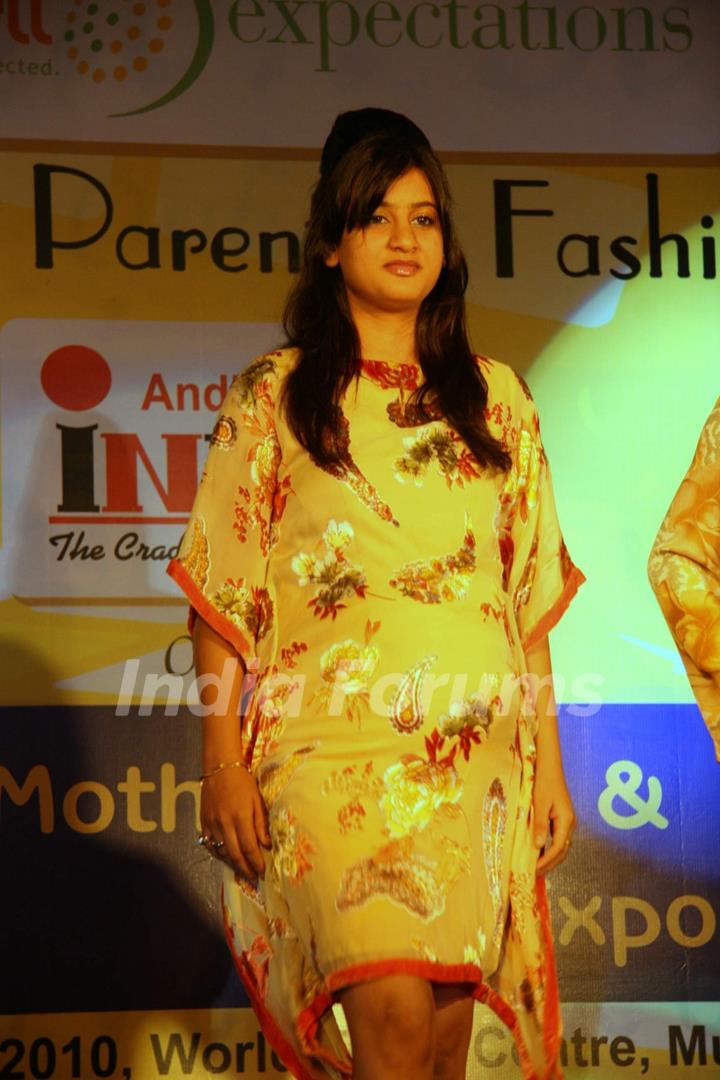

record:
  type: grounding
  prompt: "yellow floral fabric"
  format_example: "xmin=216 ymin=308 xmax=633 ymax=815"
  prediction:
xmin=649 ymin=397 xmax=720 ymax=760
xmin=168 ymin=349 xmax=584 ymax=1080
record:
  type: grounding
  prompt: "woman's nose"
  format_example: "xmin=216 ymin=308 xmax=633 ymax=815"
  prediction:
xmin=388 ymin=221 xmax=416 ymax=251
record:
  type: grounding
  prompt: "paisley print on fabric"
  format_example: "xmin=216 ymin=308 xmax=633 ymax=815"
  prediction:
xmin=483 ymin=777 xmax=508 ymax=950
xmin=210 ymin=413 xmax=238 ymax=450
xmin=390 ymin=654 xmax=438 ymax=733
xmin=178 ymin=516 xmax=210 ymax=590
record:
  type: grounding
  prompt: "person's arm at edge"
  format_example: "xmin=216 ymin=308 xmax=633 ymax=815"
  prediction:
xmin=525 ymin=633 xmax=576 ymax=874
xmin=193 ymin=614 xmax=271 ymax=879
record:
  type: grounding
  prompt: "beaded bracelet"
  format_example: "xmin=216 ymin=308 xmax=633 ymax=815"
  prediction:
xmin=199 ymin=760 xmax=248 ymax=783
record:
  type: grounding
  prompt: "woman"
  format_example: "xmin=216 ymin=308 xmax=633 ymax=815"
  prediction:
xmin=648 ymin=397 xmax=720 ymax=761
xmin=168 ymin=108 xmax=585 ymax=1080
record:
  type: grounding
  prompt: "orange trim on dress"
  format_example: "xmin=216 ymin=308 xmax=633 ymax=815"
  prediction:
xmin=224 ymin=888 xmax=564 ymax=1080
xmin=167 ymin=557 xmax=255 ymax=662
xmin=222 ymin=913 xmax=322 ymax=1080
xmin=523 ymin=564 xmax=586 ymax=653
xmin=537 ymin=876 xmax=564 ymax=1079
xmin=470 ymin=877 xmax=564 ymax=1080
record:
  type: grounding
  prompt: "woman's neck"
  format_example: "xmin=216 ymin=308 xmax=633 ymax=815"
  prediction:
xmin=353 ymin=308 xmax=418 ymax=367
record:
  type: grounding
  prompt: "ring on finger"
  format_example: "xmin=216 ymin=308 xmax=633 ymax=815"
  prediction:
xmin=212 ymin=839 xmax=225 ymax=852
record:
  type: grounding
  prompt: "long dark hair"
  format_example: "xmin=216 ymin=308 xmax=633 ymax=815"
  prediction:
xmin=282 ymin=121 xmax=511 ymax=473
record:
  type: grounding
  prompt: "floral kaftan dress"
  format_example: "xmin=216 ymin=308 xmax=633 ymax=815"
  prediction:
xmin=649 ymin=397 xmax=720 ymax=760
xmin=168 ymin=348 xmax=585 ymax=1080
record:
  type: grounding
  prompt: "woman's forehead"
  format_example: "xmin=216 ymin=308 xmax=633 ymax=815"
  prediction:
xmin=379 ymin=168 xmax=437 ymax=206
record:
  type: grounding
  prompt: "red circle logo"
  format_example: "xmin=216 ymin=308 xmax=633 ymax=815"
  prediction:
xmin=41 ymin=345 xmax=112 ymax=411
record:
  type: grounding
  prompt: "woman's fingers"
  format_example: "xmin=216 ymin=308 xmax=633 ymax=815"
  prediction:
xmin=219 ymin=826 xmax=258 ymax=879
xmin=537 ymin=817 xmax=575 ymax=874
xmin=236 ymin=816 xmax=267 ymax=878
xmin=536 ymin=825 xmax=572 ymax=874
xmin=203 ymin=813 xmax=265 ymax=879
xmin=200 ymin=770 xmax=271 ymax=879
xmin=253 ymin=791 xmax=272 ymax=848
xmin=534 ymin=791 xmax=575 ymax=874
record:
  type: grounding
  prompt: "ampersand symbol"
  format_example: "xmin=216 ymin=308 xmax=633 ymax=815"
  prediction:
xmin=597 ymin=760 xmax=669 ymax=830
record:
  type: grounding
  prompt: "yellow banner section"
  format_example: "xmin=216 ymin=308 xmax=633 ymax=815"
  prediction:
xmin=3 ymin=151 xmax=718 ymax=337
xmin=1 ymin=1010 xmax=289 ymax=1079
xmin=2 ymin=1006 xmax=713 ymax=1079
xmin=1 ymin=150 xmax=718 ymax=709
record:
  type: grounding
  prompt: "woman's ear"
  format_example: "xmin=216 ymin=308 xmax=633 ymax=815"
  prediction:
xmin=324 ymin=247 xmax=340 ymax=268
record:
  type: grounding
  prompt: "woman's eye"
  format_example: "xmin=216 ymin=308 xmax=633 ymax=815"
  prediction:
xmin=413 ymin=214 xmax=437 ymax=227
xmin=368 ymin=214 xmax=387 ymax=225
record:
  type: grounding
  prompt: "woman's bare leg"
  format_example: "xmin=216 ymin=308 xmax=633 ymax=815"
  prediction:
xmin=432 ymin=984 xmax=475 ymax=1080
xmin=339 ymin=975 xmax=436 ymax=1080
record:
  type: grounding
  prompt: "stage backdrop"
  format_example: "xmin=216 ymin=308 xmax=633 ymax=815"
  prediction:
xmin=1 ymin=2 xmax=718 ymax=1078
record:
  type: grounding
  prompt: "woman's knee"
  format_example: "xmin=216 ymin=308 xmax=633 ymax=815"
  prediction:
xmin=433 ymin=989 xmax=474 ymax=1079
xmin=341 ymin=975 xmax=435 ymax=1064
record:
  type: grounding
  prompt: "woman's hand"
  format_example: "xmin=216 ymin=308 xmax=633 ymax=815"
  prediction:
xmin=533 ymin=761 xmax=575 ymax=874
xmin=201 ymin=765 xmax=272 ymax=881
xmin=191 ymin=616 xmax=272 ymax=881
xmin=524 ymin=633 xmax=577 ymax=874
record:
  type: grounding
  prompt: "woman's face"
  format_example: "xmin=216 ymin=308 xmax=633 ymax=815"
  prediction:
xmin=325 ymin=167 xmax=444 ymax=320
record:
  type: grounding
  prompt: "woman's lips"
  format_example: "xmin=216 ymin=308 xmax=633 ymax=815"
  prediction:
xmin=384 ymin=261 xmax=421 ymax=276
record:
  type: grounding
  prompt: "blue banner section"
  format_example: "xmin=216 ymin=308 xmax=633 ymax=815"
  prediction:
xmin=554 ymin=703 xmax=719 ymax=1002
xmin=1 ymin=704 xmax=717 ymax=1012
xmin=0 ymin=706 xmax=239 ymax=1014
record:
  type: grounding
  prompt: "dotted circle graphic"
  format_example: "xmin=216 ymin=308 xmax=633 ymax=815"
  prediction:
xmin=63 ymin=0 xmax=173 ymax=84
xmin=41 ymin=345 xmax=112 ymax=411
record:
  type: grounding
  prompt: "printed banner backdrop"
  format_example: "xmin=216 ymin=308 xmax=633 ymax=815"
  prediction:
xmin=1 ymin=2 xmax=720 ymax=152
xmin=1 ymin=2 xmax=719 ymax=1078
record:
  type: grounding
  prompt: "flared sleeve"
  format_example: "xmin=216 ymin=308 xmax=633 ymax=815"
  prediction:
xmin=648 ymin=397 xmax=720 ymax=760
xmin=167 ymin=353 xmax=291 ymax=664
xmin=505 ymin=376 xmax=586 ymax=653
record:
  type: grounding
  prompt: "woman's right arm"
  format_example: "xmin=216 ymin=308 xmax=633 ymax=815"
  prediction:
xmin=193 ymin=614 xmax=271 ymax=879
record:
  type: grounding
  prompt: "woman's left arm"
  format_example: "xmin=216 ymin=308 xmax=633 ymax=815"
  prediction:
xmin=525 ymin=633 xmax=576 ymax=874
